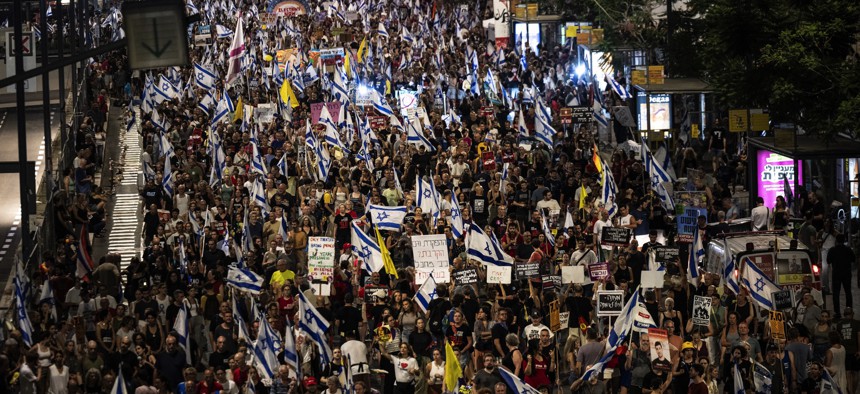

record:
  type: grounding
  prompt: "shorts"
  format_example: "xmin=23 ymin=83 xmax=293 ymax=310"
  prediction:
xmin=847 ymin=352 xmax=860 ymax=371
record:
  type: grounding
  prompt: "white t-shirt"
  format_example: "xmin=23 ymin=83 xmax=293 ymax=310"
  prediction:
xmin=390 ymin=355 xmax=419 ymax=383
xmin=570 ymin=249 xmax=597 ymax=266
xmin=593 ymin=220 xmax=612 ymax=250
xmin=750 ymin=205 xmax=770 ymax=231
xmin=522 ymin=323 xmax=553 ymax=340
xmin=341 ymin=340 xmax=370 ymax=375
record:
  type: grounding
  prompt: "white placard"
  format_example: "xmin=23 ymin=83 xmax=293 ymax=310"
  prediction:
xmin=558 ymin=312 xmax=570 ymax=330
xmin=487 ymin=265 xmax=512 ymax=284
xmin=641 ymin=270 xmax=665 ymax=289
xmin=561 ymin=265 xmax=586 ymax=284
xmin=308 ymin=237 xmax=335 ymax=294
xmin=412 ymin=234 xmax=450 ymax=284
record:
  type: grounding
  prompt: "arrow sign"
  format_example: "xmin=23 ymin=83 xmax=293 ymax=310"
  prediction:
xmin=123 ymin=0 xmax=188 ymax=69
xmin=140 ymin=19 xmax=172 ymax=58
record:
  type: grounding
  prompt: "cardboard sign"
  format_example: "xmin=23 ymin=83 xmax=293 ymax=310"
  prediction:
xmin=481 ymin=151 xmax=496 ymax=171
xmin=452 ymin=268 xmax=479 ymax=285
xmin=601 ymin=227 xmax=633 ymax=246
xmin=541 ymin=275 xmax=562 ymax=290
xmin=558 ymin=312 xmax=570 ymax=330
xmin=487 ymin=265 xmax=512 ymax=284
xmin=641 ymin=270 xmax=665 ymax=289
xmin=692 ymin=296 xmax=711 ymax=326
xmin=561 ymin=265 xmax=586 ymax=284
xmin=588 ymin=262 xmax=610 ymax=281
xmin=772 ymin=290 xmax=793 ymax=311
xmin=648 ymin=328 xmax=672 ymax=371
xmin=596 ymin=290 xmax=625 ymax=316
xmin=769 ymin=310 xmax=785 ymax=340
xmin=368 ymin=115 xmax=388 ymax=130
xmin=412 ymin=235 xmax=450 ymax=284
xmin=549 ymin=300 xmax=561 ymax=332
xmin=515 ymin=263 xmax=541 ymax=279
xmin=481 ymin=106 xmax=495 ymax=117
xmin=654 ymin=246 xmax=680 ymax=263
xmin=560 ymin=107 xmax=573 ymax=125
xmin=308 ymin=237 xmax=336 ymax=295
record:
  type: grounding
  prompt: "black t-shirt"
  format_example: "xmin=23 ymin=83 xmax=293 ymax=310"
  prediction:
xmin=336 ymin=305 xmax=362 ymax=337
xmin=490 ymin=322 xmax=509 ymax=356
xmin=445 ymin=322 xmax=473 ymax=350
xmin=564 ymin=295 xmax=593 ymax=326
xmin=408 ymin=330 xmax=434 ymax=358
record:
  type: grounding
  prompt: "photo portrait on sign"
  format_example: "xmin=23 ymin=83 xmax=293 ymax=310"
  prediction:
xmin=648 ymin=328 xmax=672 ymax=371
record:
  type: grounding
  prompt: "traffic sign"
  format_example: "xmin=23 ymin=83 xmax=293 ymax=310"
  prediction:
xmin=7 ymin=32 xmax=35 ymax=57
xmin=123 ymin=0 xmax=189 ymax=70
xmin=729 ymin=109 xmax=749 ymax=132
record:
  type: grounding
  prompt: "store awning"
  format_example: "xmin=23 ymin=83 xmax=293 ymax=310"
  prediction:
xmin=748 ymin=134 xmax=860 ymax=160
xmin=633 ymin=78 xmax=712 ymax=94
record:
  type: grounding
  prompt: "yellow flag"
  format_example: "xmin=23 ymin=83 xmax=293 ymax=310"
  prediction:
xmin=279 ymin=80 xmax=299 ymax=108
xmin=375 ymin=226 xmax=398 ymax=278
xmin=357 ymin=36 xmax=367 ymax=63
xmin=233 ymin=97 xmax=244 ymax=122
xmin=344 ymin=52 xmax=351 ymax=78
xmin=592 ymin=144 xmax=602 ymax=175
xmin=579 ymin=183 xmax=587 ymax=210
xmin=385 ymin=79 xmax=391 ymax=95
xmin=444 ymin=341 xmax=462 ymax=391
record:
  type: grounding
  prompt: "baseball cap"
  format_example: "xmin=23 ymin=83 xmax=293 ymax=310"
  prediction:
xmin=682 ymin=342 xmax=695 ymax=351
xmin=530 ymin=310 xmax=542 ymax=319
xmin=303 ymin=377 xmax=317 ymax=386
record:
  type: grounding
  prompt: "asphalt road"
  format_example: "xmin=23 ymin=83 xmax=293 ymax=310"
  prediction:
xmin=0 ymin=106 xmax=59 ymax=269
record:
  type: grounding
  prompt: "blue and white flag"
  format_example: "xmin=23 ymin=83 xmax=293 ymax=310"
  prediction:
xmin=740 ymin=257 xmax=781 ymax=310
xmin=276 ymin=154 xmax=289 ymax=177
xmin=540 ymin=209 xmax=555 ymax=247
xmin=250 ymin=142 xmax=267 ymax=177
xmin=250 ymin=178 xmax=271 ymax=216
xmin=376 ymin=22 xmax=389 ymax=38
xmin=198 ymin=90 xmax=216 ymax=114
xmin=406 ymin=117 xmax=435 ymax=152
xmin=194 ymin=63 xmax=217 ymax=90
xmin=414 ymin=273 xmax=438 ymax=314
xmin=162 ymin=154 xmax=174 ymax=198
xmin=733 ymin=361 xmax=746 ymax=394
xmin=640 ymin=138 xmax=674 ymax=183
xmin=351 ymin=220 xmax=384 ymax=273
xmin=215 ymin=24 xmax=233 ymax=39
xmin=467 ymin=224 xmax=513 ymax=267
xmin=500 ymin=163 xmax=509 ymax=196
xmin=282 ymin=325 xmax=300 ymax=378
xmin=518 ymin=109 xmax=529 ymax=139
xmin=172 ymin=304 xmax=192 ymax=364
xmin=227 ymin=266 xmax=265 ymax=294
xmin=370 ymin=90 xmax=395 ymax=117
xmin=688 ymin=227 xmax=705 ymax=285
xmin=534 ymin=100 xmax=556 ymax=149
xmin=416 ymin=175 xmax=441 ymax=219
xmin=606 ymin=73 xmax=632 ymax=100
xmin=753 ymin=361 xmax=773 ymax=394
xmin=231 ymin=295 xmax=253 ymax=344
xmin=368 ymin=204 xmax=407 ymax=231
xmin=297 ymin=290 xmax=334 ymax=365
xmin=821 ymin=364 xmax=844 ymax=394
xmin=14 ymin=272 xmax=33 ymax=347
xmin=38 ymin=279 xmax=58 ymax=321
xmin=126 ymin=106 xmax=136 ymax=133
xmin=332 ymin=66 xmax=351 ymax=104
xmin=500 ymin=366 xmax=541 ymax=394
xmin=320 ymin=104 xmax=349 ymax=153
xmin=46 ymin=4 xmax=52 ymax=17
xmin=723 ymin=241 xmax=740 ymax=294
xmin=582 ymin=288 xmax=642 ymax=381
xmin=212 ymin=91 xmax=233 ymax=125
xmin=599 ymin=158 xmax=619 ymax=218
xmin=110 ymin=369 xmax=128 ymax=394
xmin=449 ymin=192 xmax=465 ymax=239
xmin=253 ymin=313 xmax=283 ymax=380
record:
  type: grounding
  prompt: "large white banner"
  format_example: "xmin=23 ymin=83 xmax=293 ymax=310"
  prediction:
xmin=308 ymin=237 xmax=335 ymax=295
xmin=493 ymin=0 xmax=510 ymax=39
xmin=412 ymin=234 xmax=450 ymax=284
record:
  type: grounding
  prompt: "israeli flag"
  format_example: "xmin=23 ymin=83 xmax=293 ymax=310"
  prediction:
xmin=368 ymin=204 xmax=408 ymax=231
xmin=414 ymin=274 xmax=438 ymax=314
xmin=250 ymin=142 xmax=267 ymax=177
xmin=416 ymin=175 xmax=441 ymax=220
xmin=449 ymin=192 xmax=465 ymax=238
xmin=406 ymin=117 xmax=435 ymax=152
xmin=733 ymin=361 xmax=746 ymax=394
xmin=500 ymin=366 xmax=541 ymax=394
xmin=740 ymin=257 xmax=781 ymax=310
xmin=253 ymin=314 xmax=283 ymax=380
xmin=518 ymin=109 xmax=529 ymax=139
xmin=212 ymin=92 xmax=233 ymax=125
xmin=227 ymin=266 xmax=265 ymax=294
xmin=38 ymin=279 xmax=58 ymax=321
xmin=215 ymin=24 xmax=233 ymax=39
xmin=194 ymin=63 xmax=217 ymax=90
xmin=313 ymin=135 xmax=333 ymax=182
xmin=376 ymin=22 xmax=389 ymax=38
xmin=282 ymin=324 xmax=300 ymax=377
xmin=297 ymin=290 xmax=334 ymax=365
xmin=500 ymin=163 xmax=509 ymax=196
xmin=250 ymin=178 xmax=271 ymax=215
xmin=110 ymin=369 xmax=128 ymax=394
xmin=467 ymin=224 xmax=514 ymax=267
xmin=370 ymin=90 xmax=395 ymax=117
xmin=600 ymin=159 xmax=619 ymax=218
xmin=126 ymin=106 xmax=136 ymax=133
xmin=351 ymin=220 xmax=384 ymax=273
xmin=162 ymin=154 xmax=174 ymax=198
xmin=723 ymin=249 xmax=740 ymax=294
xmin=540 ymin=209 xmax=555 ymax=247
xmin=581 ymin=288 xmax=642 ymax=381
xmin=276 ymin=154 xmax=289 ymax=177
xmin=172 ymin=304 xmax=192 ymax=365
xmin=46 ymin=4 xmax=52 ymax=17
xmin=606 ymin=73 xmax=632 ymax=100
xmin=534 ymin=101 xmax=556 ymax=149
xmin=332 ymin=66 xmax=351 ymax=104
xmin=320 ymin=104 xmax=349 ymax=153
xmin=688 ymin=227 xmax=705 ymax=285
xmin=821 ymin=365 xmax=844 ymax=394
xmin=232 ymin=295 xmax=253 ymax=344
xmin=14 ymin=280 xmax=33 ymax=347
xmin=641 ymin=138 xmax=674 ymax=183
xmin=198 ymin=91 xmax=216 ymax=114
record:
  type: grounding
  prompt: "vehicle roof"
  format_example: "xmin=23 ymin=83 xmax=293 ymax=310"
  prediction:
xmin=715 ymin=234 xmax=808 ymax=255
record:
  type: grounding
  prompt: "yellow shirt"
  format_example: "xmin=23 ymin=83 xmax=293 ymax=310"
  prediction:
xmin=270 ymin=269 xmax=296 ymax=287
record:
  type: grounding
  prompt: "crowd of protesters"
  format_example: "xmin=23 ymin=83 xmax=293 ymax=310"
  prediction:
xmin=6 ymin=0 xmax=860 ymax=394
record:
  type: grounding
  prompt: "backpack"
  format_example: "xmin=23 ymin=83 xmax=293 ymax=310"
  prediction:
xmin=428 ymin=299 xmax=452 ymax=337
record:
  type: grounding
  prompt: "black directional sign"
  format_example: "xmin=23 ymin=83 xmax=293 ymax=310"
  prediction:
xmin=123 ymin=0 xmax=189 ymax=69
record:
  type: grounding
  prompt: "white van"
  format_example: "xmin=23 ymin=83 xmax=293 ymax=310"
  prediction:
xmin=705 ymin=233 xmax=820 ymax=291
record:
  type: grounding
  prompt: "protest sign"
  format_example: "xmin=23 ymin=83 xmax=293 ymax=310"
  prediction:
xmin=772 ymin=290 xmax=793 ymax=311
xmin=692 ymin=296 xmax=711 ymax=326
xmin=601 ymin=227 xmax=633 ymax=246
xmin=654 ymin=246 xmax=680 ymax=263
xmin=308 ymin=237 xmax=335 ymax=295
xmin=515 ymin=262 xmax=541 ymax=279
xmin=674 ymin=191 xmax=708 ymax=243
xmin=596 ymin=290 xmax=624 ymax=316
xmin=769 ymin=311 xmax=786 ymax=340
xmin=641 ymin=271 xmax=664 ymax=288
xmin=558 ymin=312 xmax=570 ymax=330
xmin=588 ymin=262 xmax=610 ymax=281
xmin=452 ymin=268 xmax=478 ymax=285
xmin=561 ymin=265 xmax=586 ymax=284
xmin=310 ymin=102 xmax=342 ymax=124
xmin=541 ymin=275 xmax=562 ymax=290
xmin=487 ymin=265 xmax=511 ymax=284
xmin=412 ymin=234 xmax=450 ymax=284
xmin=648 ymin=328 xmax=672 ymax=371
xmin=549 ymin=300 xmax=561 ymax=332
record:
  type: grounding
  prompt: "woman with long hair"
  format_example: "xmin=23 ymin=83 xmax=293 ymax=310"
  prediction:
xmin=812 ymin=310 xmax=833 ymax=361
xmin=425 ymin=348 xmax=445 ymax=394
xmin=720 ymin=311 xmax=741 ymax=360
xmin=825 ymin=331 xmax=848 ymax=392
xmin=523 ymin=345 xmax=553 ymax=390
xmin=772 ymin=195 xmax=790 ymax=230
